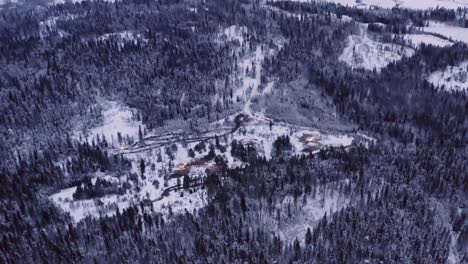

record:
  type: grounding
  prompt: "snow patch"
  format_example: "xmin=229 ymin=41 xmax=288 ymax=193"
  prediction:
xmin=428 ymin=60 xmax=468 ymax=92
xmin=422 ymin=21 xmax=468 ymax=44
xmin=97 ymin=30 xmax=148 ymax=45
xmin=401 ymin=33 xmax=453 ymax=48
xmin=49 ymin=173 xmax=131 ymax=222
xmin=260 ymin=183 xmax=350 ymax=244
xmin=39 ymin=14 xmax=78 ymax=38
xmin=220 ymin=25 xmax=248 ymax=45
xmin=74 ymin=100 xmax=144 ymax=146
xmin=340 ymin=27 xmax=414 ymax=71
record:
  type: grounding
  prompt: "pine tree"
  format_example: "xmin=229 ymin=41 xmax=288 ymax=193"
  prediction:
xmin=138 ymin=125 xmax=145 ymax=146
xmin=188 ymin=148 xmax=195 ymax=158
xmin=140 ymin=159 xmax=146 ymax=178
xmin=305 ymin=228 xmax=312 ymax=245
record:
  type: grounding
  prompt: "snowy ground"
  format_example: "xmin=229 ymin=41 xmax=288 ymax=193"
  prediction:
xmin=219 ymin=25 xmax=270 ymax=116
xmin=53 ymin=98 xmax=359 ymax=223
xmin=276 ymin=0 xmax=468 ymax=10
xmin=97 ymin=31 xmax=148 ymax=46
xmin=400 ymin=33 xmax=453 ymax=48
xmin=258 ymin=182 xmax=350 ymax=244
xmin=53 ymin=113 xmax=360 ymax=222
xmin=340 ymin=25 xmax=414 ymax=72
xmin=50 ymin=139 xmax=209 ymax=222
xmin=52 ymin=101 xmax=362 ymax=223
xmin=50 ymin=25 xmax=372 ymax=224
xmin=220 ymin=25 xmax=248 ymax=44
xmin=229 ymin=116 xmax=354 ymax=160
xmin=49 ymin=185 xmax=131 ymax=222
xmin=427 ymin=60 xmax=468 ymax=92
xmin=39 ymin=13 xmax=78 ymax=38
xmin=422 ymin=21 xmax=468 ymax=45
xmin=73 ymin=100 xmax=144 ymax=146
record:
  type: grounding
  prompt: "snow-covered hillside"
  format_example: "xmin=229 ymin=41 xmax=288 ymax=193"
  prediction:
xmin=271 ymin=184 xmax=350 ymax=243
xmin=428 ymin=60 xmax=468 ymax=92
xmin=400 ymin=34 xmax=453 ymax=48
xmin=73 ymin=100 xmax=144 ymax=146
xmin=422 ymin=21 xmax=468 ymax=44
xmin=49 ymin=24 xmax=367 ymax=223
xmin=51 ymin=110 xmax=359 ymax=222
xmin=340 ymin=27 xmax=414 ymax=72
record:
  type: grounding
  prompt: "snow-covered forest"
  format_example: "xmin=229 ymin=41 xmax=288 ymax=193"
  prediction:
xmin=0 ymin=0 xmax=467 ymax=263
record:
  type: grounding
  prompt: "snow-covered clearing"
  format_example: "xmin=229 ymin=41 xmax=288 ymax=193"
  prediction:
xmin=53 ymin=109 xmax=357 ymax=223
xmin=221 ymin=25 xmax=353 ymax=156
xmin=50 ymin=181 xmax=206 ymax=223
xmin=427 ymin=60 xmax=468 ymax=92
xmin=228 ymin=115 xmax=355 ymax=160
xmin=50 ymin=186 xmax=130 ymax=222
xmin=340 ymin=26 xmax=414 ymax=71
xmin=422 ymin=21 xmax=468 ymax=44
xmin=221 ymin=25 xmax=248 ymax=44
xmin=50 ymin=25 xmax=369 ymax=224
xmin=219 ymin=25 xmax=270 ymax=116
xmin=39 ymin=14 xmax=78 ymax=38
xmin=96 ymin=31 xmax=148 ymax=48
xmin=400 ymin=33 xmax=453 ymax=48
xmin=237 ymin=45 xmax=265 ymax=115
xmin=50 ymin=141 xmax=209 ymax=222
xmin=98 ymin=31 xmax=147 ymax=43
xmin=259 ymin=182 xmax=350 ymax=244
xmin=74 ymin=100 xmax=144 ymax=146
xmin=278 ymin=0 xmax=468 ymax=10
xmin=49 ymin=172 xmax=131 ymax=222
xmin=219 ymin=24 xmax=283 ymax=117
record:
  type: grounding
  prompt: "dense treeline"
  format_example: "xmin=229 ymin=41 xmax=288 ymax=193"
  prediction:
xmin=264 ymin=1 xmax=468 ymax=146
xmin=0 ymin=139 xmax=130 ymax=200
xmin=0 ymin=0 xmax=467 ymax=263
xmin=0 ymin=0 xmax=267 ymax=170
xmin=310 ymin=44 xmax=468 ymax=145
xmin=268 ymin=0 xmax=468 ymax=28
xmin=1 ymin=142 xmax=466 ymax=263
